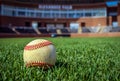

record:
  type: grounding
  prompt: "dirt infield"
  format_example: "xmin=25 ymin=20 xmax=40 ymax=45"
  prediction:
xmin=71 ymin=32 xmax=120 ymax=37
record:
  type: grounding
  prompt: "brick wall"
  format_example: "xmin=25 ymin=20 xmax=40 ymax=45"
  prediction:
xmin=77 ymin=17 xmax=107 ymax=27
xmin=0 ymin=16 xmax=54 ymax=27
xmin=71 ymin=32 xmax=120 ymax=37
xmin=0 ymin=16 xmax=107 ymax=27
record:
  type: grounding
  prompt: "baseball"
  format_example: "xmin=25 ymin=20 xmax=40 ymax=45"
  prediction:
xmin=23 ymin=39 xmax=56 ymax=68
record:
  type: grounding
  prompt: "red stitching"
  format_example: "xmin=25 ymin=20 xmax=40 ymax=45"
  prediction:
xmin=24 ymin=41 xmax=52 ymax=50
xmin=26 ymin=62 xmax=53 ymax=67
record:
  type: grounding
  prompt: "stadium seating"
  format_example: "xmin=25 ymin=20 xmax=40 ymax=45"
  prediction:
xmin=15 ymin=27 xmax=37 ymax=34
xmin=110 ymin=27 xmax=120 ymax=32
xmin=38 ymin=28 xmax=49 ymax=34
xmin=0 ymin=27 xmax=15 ymax=33
xmin=1 ymin=26 xmax=120 ymax=37
xmin=48 ymin=29 xmax=57 ymax=34
xmin=88 ymin=27 xmax=100 ymax=33
xmin=102 ymin=26 xmax=112 ymax=33
xmin=81 ymin=27 xmax=90 ymax=33
xmin=61 ymin=28 xmax=70 ymax=33
xmin=70 ymin=29 xmax=78 ymax=33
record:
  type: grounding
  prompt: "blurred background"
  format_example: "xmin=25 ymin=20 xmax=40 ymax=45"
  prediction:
xmin=0 ymin=0 xmax=120 ymax=37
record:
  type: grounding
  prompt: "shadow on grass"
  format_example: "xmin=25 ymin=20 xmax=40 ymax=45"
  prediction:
xmin=24 ymin=61 xmax=69 ymax=71
xmin=42 ymin=61 xmax=69 ymax=71
xmin=54 ymin=61 xmax=69 ymax=68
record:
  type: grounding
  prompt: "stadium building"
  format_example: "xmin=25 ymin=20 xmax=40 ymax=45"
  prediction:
xmin=0 ymin=0 xmax=120 ymax=37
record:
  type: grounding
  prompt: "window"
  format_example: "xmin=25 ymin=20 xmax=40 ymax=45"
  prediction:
xmin=0 ymin=5 xmax=1 ymax=15
xmin=18 ymin=11 xmax=25 ymax=16
xmin=85 ymin=13 xmax=92 ymax=17
xmin=1 ymin=5 xmax=106 ymax=18
xmin=12 ymin=11 xmax=15 ymax=16
xmin=61 ymin=13 xmax=67 ymax=18
xmin=68 ymin=13 xmax=74 ymax=18
xmin=27 ymin=12 xmax=34 ymax=17
xmin=3 ymin=9 xmax=12 ymax=16
xmin=36 ymin=13 xmax=42 ymax=17
xmin=44 ymin=13 xmax=51 ymax=18
xmin=76 ymin=13 xmax=81 ymax=17
xmin=92 ymin=8 xmax=106 ymax=17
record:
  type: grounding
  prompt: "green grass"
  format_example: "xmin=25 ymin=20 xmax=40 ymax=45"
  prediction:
xmin=0 ymin=37 xmax=120 ymax=81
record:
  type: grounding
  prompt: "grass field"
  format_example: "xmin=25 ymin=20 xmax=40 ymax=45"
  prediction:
xmin=0 ymin=37 xmax=120 ymax=81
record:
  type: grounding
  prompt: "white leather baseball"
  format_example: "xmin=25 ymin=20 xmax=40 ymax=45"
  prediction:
xmin=23 ymin=39 xmax=56 ymax=68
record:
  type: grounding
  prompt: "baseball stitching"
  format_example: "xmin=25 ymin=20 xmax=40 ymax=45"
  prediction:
xmin=24 ymin=41 xmax=52 ymax=50
xmin=26 ymin=62 xmax=53 ymax=67
xmin=24 ymin=40 xmax=55 ymax=67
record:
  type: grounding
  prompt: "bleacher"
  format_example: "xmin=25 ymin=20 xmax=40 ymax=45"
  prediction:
xmin=88 ymin=27 xmax=100 ymax=33
xmin=48 ymin=29 xmax=57 ymax=34
xmin=38 ymin=28 xmax=49 ymax=34
xmin=82 ymin=27 xmax=90 ymax=33
xmin=0 ymin=27 xmax=15 ymax=33
xmin=61 ymin=28 xmax=70 ymax=33
xmin=110 ymin=27 xmax=120 ymax=32
xmin=0 ymin=26 xmax=120 ymax=37
xmin=15 ymin=27 xmax=37 ymax=34
xmin=70 ymin=29 xmax=78 ymax=33
xmin=102 ymin=26 xmax=112 ymax=33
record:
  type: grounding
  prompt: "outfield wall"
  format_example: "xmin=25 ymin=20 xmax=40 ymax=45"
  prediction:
xmin=71 ymin=32 xmax=120 ymax=37
xmin=0 ymin=32 xmax=120 ymax=38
